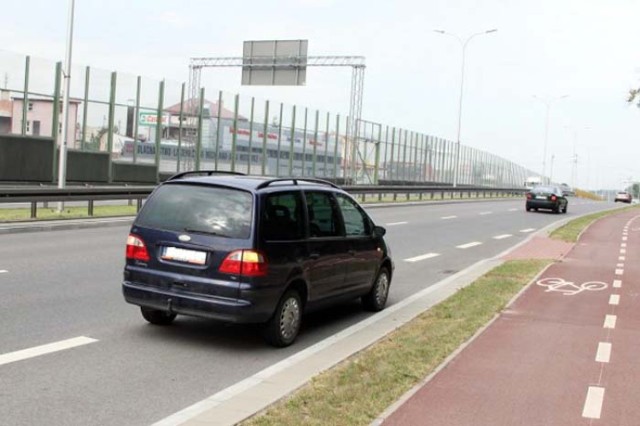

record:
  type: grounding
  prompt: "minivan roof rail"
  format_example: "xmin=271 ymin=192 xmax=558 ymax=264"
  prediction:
xmin=166 ymin=170 xmax=246 ymax=181
xmin=256 ymin=178 xmax=339 ymax=190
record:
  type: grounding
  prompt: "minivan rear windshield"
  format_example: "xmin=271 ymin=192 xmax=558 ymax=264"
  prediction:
xmin=136 ymin=184 xmax=253 ymax=239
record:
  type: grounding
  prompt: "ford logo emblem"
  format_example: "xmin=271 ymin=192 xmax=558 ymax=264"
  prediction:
xmin=178 ymin=235 xmax=191 ymax=242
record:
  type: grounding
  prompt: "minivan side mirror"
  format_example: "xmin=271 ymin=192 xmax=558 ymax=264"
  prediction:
xmin=373 ymin=225 xmax=386 ymax=238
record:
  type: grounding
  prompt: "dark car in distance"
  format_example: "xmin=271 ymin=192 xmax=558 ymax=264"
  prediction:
xmin=526 ymin=185 xmax=568 ymax=214
xmin=122 ymin=172 xmax=394 ymax=347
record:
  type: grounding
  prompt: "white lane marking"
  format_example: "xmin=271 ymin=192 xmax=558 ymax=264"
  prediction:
xmin=613 ymin=280 xmax=622 ymax=288
xmin=619 ymin=256 xmax=626 ymax=261
xmin=604 ymin=315 xmax=617 ymax=329
xmin=404 ymin=253 xmax=440 ymax=263
xmin=609 ymin=294 xmax=620 ymax=306
xmin=456 ymin=242 xmax=482 ymax=249
xmin=620 ymin=249 xmax=627 ymax=254
xmin=582 ymin=386 xmax=605 ymax=419
xmin=0 ymin=270 xmax=7 ymax=274
xmin=493 ymin=234 xmax=513 ymax=240
xmin=0 ymin=336 xmax=98 ymax=367
xmin=479 ymin=211 xmax=492 ymax=215
xmin=621 ymin=243 xmax=627 ymax=248
xmin=508 ymin=208 xmax=518 ymax=212
xmin=520 ymin=228 xmax=536 ymax=233
xmin=615 ymin=269 xmax=624 ymax=276
xmin=386 ymin=221 xmax=408 ymax=226
xmin=622 ymin=236 xmax=628 ymax=241
xmin=616 ymin=263 xmax=624 ymax=268
xmin=596 ymin=342 xmax=612 ymax=363
xmin=441 ymin=215 xmax=457 ymax=220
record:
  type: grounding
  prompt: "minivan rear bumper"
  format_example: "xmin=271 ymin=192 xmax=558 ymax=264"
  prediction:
xmin=122 ymin=281 xmax=279 ymax=324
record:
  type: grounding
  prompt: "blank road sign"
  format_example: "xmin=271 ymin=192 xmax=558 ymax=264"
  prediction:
xmin=242 ymin=40 xmax=308 ymax=86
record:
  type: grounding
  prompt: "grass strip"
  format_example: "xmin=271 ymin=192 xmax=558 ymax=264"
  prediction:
xmin=0 ymin=205 xmax=137 ymax=221
xmin=550 ymin=204 xmax=640 ymax=242
xmin=242 ymin=259 xmax=550 ymax=426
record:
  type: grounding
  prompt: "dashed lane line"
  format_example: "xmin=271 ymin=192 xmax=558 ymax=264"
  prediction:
xmin=615 ymin=269 xmax=624 ymax=276
xmin=622 ymin=236 xmax=628 ymax=241
xmin=479 ymin=211 xmax=492 ymax=215
xmin=604 ymin=315 xmax=617 ymax=329
xmin=520 ymin=228 xmax=536 ymax=233
xmin=621 ymin=243 xmax=627 ymax=248
xmin=404 ymin=253 xmax=440 ymax=263
xmin=582 ymin=386 xmax=605 ymax=419
xmin=493 ymin=234 xmax=512 ymax=240
xmin=0 ymin=336 xmax=98 ymax=367
xmin=613 ymin=280 xmax=622 ymax=288
xmin=441 ymin=215 xmax=457 ymax=220
xmin=595 ymin=342 xmax=612 ymax=363
xmin=620 ymin=249 xmax=627 ymax=255
xmin=456 ymin=242 xmax=482 ymax=249
xmin=616 ymin=263 xmax=624 ymax=268
xmin=619 ymin=256 xmax=626 ymax=261
xmin=609 ymin=294 xmax=620 ymax=306
xmin=508 ymin=208 xmax=518 ymax=212
xmin=0 ymin=270 xmax=7 ymax=274
xmin=386 ymin=221 xmax=408 ymax=226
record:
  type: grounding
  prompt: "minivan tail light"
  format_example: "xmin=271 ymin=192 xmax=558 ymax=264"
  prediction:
xmin=219 ymin=250 xmax=267 ymax=277
xmin=551 ymin=195 xmax=557 ymax=201
xmin=126 ymin=234 xmax=150 ymax=262
xmin=526 ymin=193 xmax=532 ymax=199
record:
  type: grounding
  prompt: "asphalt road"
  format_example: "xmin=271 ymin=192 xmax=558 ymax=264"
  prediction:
xmin=0 ymin=197 xmax=620 ymax=425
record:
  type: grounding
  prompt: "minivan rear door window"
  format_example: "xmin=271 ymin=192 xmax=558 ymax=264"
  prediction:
xmin=136 ymin=184 xmax=253 ymax=239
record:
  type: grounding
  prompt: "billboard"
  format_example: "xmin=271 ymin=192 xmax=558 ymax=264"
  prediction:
xmin=242 ymin=40 xmax=308 ymax=86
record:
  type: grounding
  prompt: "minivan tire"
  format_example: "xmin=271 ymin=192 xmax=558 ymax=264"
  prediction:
xmin=263 ymin=289 xmax=302 ymax=347
xmin=141 ymin=307 xmax=177 ymax=325
xmin=362 ymin=267 xmax=390 ymax=312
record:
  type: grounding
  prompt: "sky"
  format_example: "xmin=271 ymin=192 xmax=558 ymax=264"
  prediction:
xmin=1 ymin=0 xmax=640 ymax=189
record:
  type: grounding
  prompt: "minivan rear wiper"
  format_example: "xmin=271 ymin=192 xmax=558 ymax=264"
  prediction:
xmin=183 ymin=228 xmax=230 ymax=238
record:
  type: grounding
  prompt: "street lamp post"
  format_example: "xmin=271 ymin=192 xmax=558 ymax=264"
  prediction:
xmin=58 ymin=0 xmax=75 ymax=212
xmin=533 ymin=94 xmax=568 ymax=182
xmin=434 ymin=28 xmax=497 ymax=188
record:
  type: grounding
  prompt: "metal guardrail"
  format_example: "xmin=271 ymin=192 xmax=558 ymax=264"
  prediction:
xmin=0 ymin=185 xmax=526 ymax=219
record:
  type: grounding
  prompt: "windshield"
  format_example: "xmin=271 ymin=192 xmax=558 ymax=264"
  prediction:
xmin=136 ymin=184 xmax=253 ymax=239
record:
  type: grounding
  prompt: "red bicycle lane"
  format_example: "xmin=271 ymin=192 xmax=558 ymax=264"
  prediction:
xmin=381 ymin=209 xmax=640 ymax=426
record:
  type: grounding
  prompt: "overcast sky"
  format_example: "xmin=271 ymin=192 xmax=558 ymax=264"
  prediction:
xmin=2 ymin=0 xmax=639 ymax=189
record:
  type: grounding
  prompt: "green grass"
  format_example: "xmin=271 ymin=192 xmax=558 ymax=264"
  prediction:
xmin=550 ymin=204 xmax=640 ymax=242
xmin=0 ymin=205 xmax=137 ymax=221
xmin=242 ymin=260 xmax=550 ymax=426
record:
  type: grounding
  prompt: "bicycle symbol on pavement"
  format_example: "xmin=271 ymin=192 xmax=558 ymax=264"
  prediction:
xmin=536 ymin=277 xmax=608 ymax=296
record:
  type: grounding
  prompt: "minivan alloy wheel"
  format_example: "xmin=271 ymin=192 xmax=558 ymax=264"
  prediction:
xmin=374 ymin=273 xmax=389 ymax=307
xmin=279 ymin=297 xmax=301 ymax=341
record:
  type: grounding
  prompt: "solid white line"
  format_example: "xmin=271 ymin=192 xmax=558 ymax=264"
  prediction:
xmin=479 ymin=211 xmax=492 ymax=215
xmin=493 ymin=234 xmax=512 ymax=240
xmin=615 ymin=269 xmax=624 ymax=276
xmin=404 ymin=253 xmax=440 ymax=263
xmin=441 ymin=215 xmax=457 ymax=220
xmin=613 ymin=280 xmax=622 ymax=288
xmin=604 ymin=315 xmax=617 ymax=329
xmin=520 ymin=228 xmax=536 ymax=233
xmin=582 ymin=386 xmax=605 ymax=419
xmin=0 ymin=336 xmax=98 ymax=367
xmin=386 ymin=221 xmax=408 ymax=226
xmin=609 ymin=294 xmax=620 ymax=306
xmin=596 ymin=342 xmax=612 ymax=363
xmin=619 ymin=256 xmax=626 ymax=261
xmin=457 ymin=242 xmax=482 ymax=249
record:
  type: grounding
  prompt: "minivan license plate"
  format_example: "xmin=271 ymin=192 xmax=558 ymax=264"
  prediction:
xmin=536 ymin=195 xmax=547 ymax=200
xmin=162 ymin=247 xmax=206 ymax=265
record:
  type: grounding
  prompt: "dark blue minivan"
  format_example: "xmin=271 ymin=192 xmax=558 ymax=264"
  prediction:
xmin=122 ymin=172 xmax=394 ymax=347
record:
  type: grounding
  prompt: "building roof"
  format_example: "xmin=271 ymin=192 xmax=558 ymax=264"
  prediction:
xmin=165 ymin=98 xmax=246 ymax=121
